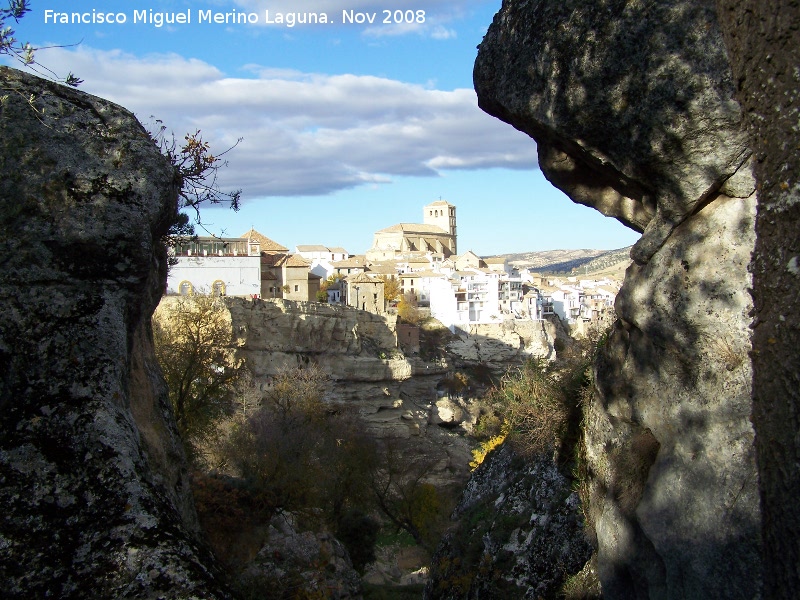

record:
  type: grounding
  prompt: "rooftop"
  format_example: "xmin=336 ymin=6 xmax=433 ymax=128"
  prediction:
xmin=242 ymin=228 xmax=288 ymax=252
xmin=376 ymin=223 xmax=449 ymax=235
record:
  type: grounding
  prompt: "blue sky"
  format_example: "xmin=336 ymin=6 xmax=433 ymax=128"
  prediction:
xmin=7 ymin=0 xmax=639 ymax=255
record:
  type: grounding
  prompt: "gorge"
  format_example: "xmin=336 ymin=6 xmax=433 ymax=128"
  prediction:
xmin=1 ymin=0 xmax=798 ymax=597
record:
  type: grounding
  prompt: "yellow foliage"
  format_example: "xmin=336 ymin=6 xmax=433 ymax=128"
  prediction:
xmin=469 ymin=426 xmax=508 ymax=470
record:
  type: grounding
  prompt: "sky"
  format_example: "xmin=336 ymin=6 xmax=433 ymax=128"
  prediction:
xmin=5 ymin=0 xmax=640 ymax=255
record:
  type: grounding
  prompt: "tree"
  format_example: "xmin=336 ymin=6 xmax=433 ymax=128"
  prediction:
xmin=220 ymin=366 xmax=379 ymax=526
xmin=379 ymin=274 xmax=401 ymax=303
xmin=153 ymin=295 xmax=240 ymax=457
xmin=1 ymin=1 xmax=81 ymax=86
xmin=371 ymin=439 xmax=450 ymax=550
xmin=397 ymin=291 xmax=422 ymax=324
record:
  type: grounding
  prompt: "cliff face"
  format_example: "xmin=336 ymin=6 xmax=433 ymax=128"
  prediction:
xmin=475 ymin=2 xmax=760 ymax=597
xmin=716 ymin=1 xmax=800 ymax=596
xmin=0 ymin=68 xmax=230 ymax=597
xmin=425 ymin=444 xmax=592 ymax=599
xmin=222 ymin=298 xmax=560 ymax=487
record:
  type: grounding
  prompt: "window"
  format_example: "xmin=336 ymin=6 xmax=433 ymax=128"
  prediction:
xmin=294 ymin=285 xmax=299 ymax=292
xmin=212 ymin=280 xmax=226 ymax=296
xmin=179 ymin=280 xmax=193 ymax=296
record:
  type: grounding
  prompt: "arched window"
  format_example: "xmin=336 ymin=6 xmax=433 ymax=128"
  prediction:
xmin=179 ymin=280 xmax=193 ymax=296
xmin=212 ymin=280 xmax=226 ymax=296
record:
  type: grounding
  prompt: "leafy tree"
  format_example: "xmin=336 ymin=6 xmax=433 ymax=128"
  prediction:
xmin=153 ymin=295 xmax=240 ymax=458
xmin=397 ymin=291 xmax=422 ymax=324
xmin=379 ymin=274 xmax=401 ymax=303
xmin=220 ymin=366 xmax=379 ymax=526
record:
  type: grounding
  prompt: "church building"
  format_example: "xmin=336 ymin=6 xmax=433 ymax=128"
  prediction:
xmin=366 ymin=200 xmax=457 ymax=262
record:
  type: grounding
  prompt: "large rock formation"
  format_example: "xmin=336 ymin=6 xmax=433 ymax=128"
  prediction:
xmin=0 ymin=68 xmax=231 ymax=596
xmin=475 ymin=1 xmax=761 ymax=597
xmin=715 ymin=1 xmax=800 ymax=597
xmin=425 ymin=444 xmax=592 ymax=599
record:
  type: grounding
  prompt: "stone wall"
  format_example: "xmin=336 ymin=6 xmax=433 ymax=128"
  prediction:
xmin=474 ymin=1 xmax=761 ymax=597
xmin=0 ymin=68 xmax=231 ymax=597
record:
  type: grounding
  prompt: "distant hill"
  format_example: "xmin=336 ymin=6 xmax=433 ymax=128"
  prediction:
xmin=486 ymin=246 xmax=632 ymax=275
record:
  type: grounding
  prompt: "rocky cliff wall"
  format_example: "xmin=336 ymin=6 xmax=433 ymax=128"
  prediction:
xmin=0 ymin=68 xmax=231 ymax=597
xmin=219 ymin=299 xmax=559 ymax=488
xmin=716 ymin=1 xmax=800 ymax=596
xmin=475 ymin=2 xmax=761 ymax=597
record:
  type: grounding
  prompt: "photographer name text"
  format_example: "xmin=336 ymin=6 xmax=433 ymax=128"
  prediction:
xmin=43 ymin=8 xmax=427 ymax=28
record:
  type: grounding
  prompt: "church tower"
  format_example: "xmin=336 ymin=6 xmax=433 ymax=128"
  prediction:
xmin=423 ymin=200 xmax=457 ymax=254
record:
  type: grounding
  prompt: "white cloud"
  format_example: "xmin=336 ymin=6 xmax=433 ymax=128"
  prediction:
xmin=22 ymin=47 xmax=537 ymax=201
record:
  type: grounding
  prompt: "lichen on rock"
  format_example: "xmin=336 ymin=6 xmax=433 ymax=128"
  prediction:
xmin=0 ymin=67 xmax=231 ymax=597
xmin=474 ymin=1 xmax=761 ymax=598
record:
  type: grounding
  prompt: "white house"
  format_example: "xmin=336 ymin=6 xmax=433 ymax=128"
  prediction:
xmin=167 ymin=237 xmax=262 ymax=297
xmin=429 ymin=269 xmax=505 ymax=331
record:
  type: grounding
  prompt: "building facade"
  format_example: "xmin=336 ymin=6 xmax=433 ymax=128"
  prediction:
xmin=167 ymin=237 xmax=262 ymax=297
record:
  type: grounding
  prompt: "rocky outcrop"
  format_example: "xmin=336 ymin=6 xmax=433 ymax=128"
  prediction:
xmin=716 ymin=2 xmax=800 ymax=596
xmin=227 ymin=297 xmax=409 ymax=382
xmin=219 ymin=297 xmax=477 ymax=488
xmin=0 ymin=68 xmax=230 ymax=596
xmin=475 ymin=2 xmax=760 ymax=598
xmin=425 ymin=444 xmax=592 ymax=599
xmin=239 ymin=514 xmax=362 ymax=599
xmin=446 ymin=319 xmax=556 ymax=368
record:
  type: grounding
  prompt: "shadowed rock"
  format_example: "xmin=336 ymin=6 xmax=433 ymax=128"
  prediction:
xmin=475 ymin=2 xmax=761 ymax=598
xmin=0 ymin=68 xmax=231 ymax=597
xmin=474 ymin=0 xmax=752 ymax=264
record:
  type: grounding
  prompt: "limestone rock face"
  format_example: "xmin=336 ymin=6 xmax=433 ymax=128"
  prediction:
xmin=475 ymin=2 xmax=761 ymax=598
xmin=240 ymin=515 xmax=362 ymax=600
xmin=446 ymin=319 xmax=556 ymax=368
xmin=0 ymin=68 xmax=230 ymax=597
xmin=228 ymin=297 xmax=405 ymax=382
xmin=475 ymin=0 xmax=753 ymax=264
xmin=425 ymin=444 xmax=592 ymax=599
xmin=716 ymin=2 xmax=800 ymax=595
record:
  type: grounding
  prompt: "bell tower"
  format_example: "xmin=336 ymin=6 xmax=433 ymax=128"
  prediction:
xmin=423 ymin=199 xmax=457 ymax=254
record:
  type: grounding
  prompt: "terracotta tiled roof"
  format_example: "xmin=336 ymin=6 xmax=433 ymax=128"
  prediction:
xmin=276 ymin=254 xmax=311 ymax=268
xmin=296 ymin=244 xmax=330 ymax=253
xmin=426 ymin=200 xmax=453 ymax=207
xmin=365 ymin=264 xmax=399 ymax=275
xmin=242 ymin=229 xmax=288 ymax=252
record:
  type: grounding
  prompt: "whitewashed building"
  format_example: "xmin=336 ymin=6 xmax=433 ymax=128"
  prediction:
xmin=167 ymin=237 xmax=262 ymax=297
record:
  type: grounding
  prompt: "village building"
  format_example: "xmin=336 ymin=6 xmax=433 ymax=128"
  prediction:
xmin=242 ymin=228 xmax=289 ymax=255
xmin=167 ymin=236 xmax=262 ymax=297
xmin=366 ymin=200 xmax=457 ymax=262
xmin=484 ymin=256 xmax=511 ymax=275
xmin=332 ymin=255 xmax=367 ymax=276
xmin=261 ymin=252 xmax=321 ymax=302
xmin=344 ymin=272 xmax=385 ymax=315
xmin=453 ymin=250 xmax=484 ymax=271
xmin=400 ymin=270 xmax=444 ymax=307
